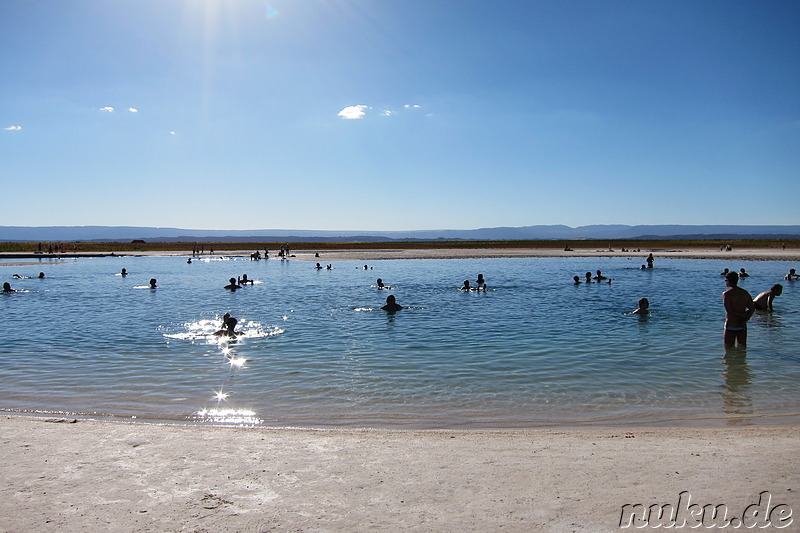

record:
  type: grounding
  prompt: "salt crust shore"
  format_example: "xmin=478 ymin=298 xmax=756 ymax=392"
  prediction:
xmin=1 ymin=416 xmax=798 ymax=532
xmin=4 ymin=246 xmax=800 ymax=264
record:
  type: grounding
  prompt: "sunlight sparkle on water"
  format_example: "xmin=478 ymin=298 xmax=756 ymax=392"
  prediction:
xmin=195 ymin=408 xmax=262 ymax=425
xmin=212 ymin=390 xmax=229 ymax=401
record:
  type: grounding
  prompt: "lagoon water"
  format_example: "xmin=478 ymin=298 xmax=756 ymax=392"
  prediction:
xmin=2 ymin=255 xmax=799 ymax=428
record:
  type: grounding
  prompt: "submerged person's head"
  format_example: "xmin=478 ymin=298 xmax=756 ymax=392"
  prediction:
xmin=150 ymin=278 xmax=157 ymax=287
xmin=638 ymin=298 xmax=650 ymax=310
xmin=2 ymin=282 xmax=11 ymax=292
xmin=38 ymin=272 xmax=45 ymax=278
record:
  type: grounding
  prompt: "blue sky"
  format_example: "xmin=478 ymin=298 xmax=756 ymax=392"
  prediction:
xmin=1 ymin=0 xmax=798 ymax=231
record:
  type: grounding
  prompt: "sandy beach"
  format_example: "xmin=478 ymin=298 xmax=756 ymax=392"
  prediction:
xmin=3 ymin=246 xmax=799 ymax=531
xmin=1 ymin=416 xmax=798 ymax=532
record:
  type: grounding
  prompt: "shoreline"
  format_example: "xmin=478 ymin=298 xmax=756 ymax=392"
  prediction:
xmin=3 ymin=246 xmax=800 ymax=263
xmin=1 ymin=415 xmax=797 ymax=531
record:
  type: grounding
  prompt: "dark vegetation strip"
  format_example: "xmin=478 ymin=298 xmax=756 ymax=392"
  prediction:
xmin=1 ymin=239 xmax=797 ymax=254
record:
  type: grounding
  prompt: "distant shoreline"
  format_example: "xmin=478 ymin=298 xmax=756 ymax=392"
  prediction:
xmin=2 ymin=244 xmax=800 ymax=263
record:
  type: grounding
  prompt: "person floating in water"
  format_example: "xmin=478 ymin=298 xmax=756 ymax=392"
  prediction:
xmin=461 ymin=280 xmax=471 ymax=291
xmin=2 ymin=282 xmax=15 ymax=293
xmin=376 ymin=278 xmax=385 ymax=288
xmin=476 ymin=274 xmax=486 ymax=288
xmin=593 ymin=270 xmax=607 ymax=281
xmin=631 ymin=298 xmax=650 ymax=315
xmin=722 ymin=271 xmax=754 ymax=348
xmin=224 ymin=277 xmax=242 ymax=291
xmin=381 ymin=294 xmax=403 ymax=312
xmin=584 ymin=272 xmax=593 ymax=283
xmin=738 ymin=268 xmax=749 ymax=278
xmin=239 ymin=274 xmax=254 ymax=285
xmin=121 ymin=268 xmax=128 ymax=277
xmin=13 ymin=272 xmax=45 ymax=279
xmin=646 ymin=253 xmax=654 ymax=269
xmin=753 ymin=284 xmax=782 ymax=311
xmin=149 ymin=278 xmax=157 ymax=289
xmin=720 ymin=268 xmax=730 ymax=276
xmin=187 ymin=258 xmax=192 ymax=264
xmin=785 ymin=269 xmax=800 ymax=281
xmin=573 ymin=275 xmax=582 ymax=284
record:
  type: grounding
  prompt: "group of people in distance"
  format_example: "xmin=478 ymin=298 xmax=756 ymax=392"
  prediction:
xmin=573 ymin=270 xmax=612 ymax=284
xmin=461 ymin=273 xmax=487 ymax=291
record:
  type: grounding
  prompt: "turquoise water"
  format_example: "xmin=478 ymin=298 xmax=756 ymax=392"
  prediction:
xmin=2 ymin=255 xmax=799 ymax=428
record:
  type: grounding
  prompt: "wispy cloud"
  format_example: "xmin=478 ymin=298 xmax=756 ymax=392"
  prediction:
xmin=404 ymin=104 xmax=421 ymax=109
xmin=380 ymin=110 xmax=395 ymax=117
xmin=128 ymin=107 xmax=138 ymax=113
xmin=100 ymin=106 xmax=114 ymax=112
xmin=338 ymin=105 xmax=369 ymax=120
xmin=4 ymin=125 xmax=22 ymax=131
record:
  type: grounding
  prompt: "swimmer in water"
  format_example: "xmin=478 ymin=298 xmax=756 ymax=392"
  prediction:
xmin=149 ymin=278 xmax=157 ymax=289
xmin=376 ymin=278 xmax=385 ymax=288
xmin=593 ymin=270 xmax=607 ymax=281
xmin=573 ymin=275 xmax=582 ymax=284
xmin=461 ymin=280 xmax=471 ymax=291
xmin=631 ymin=298 xmax=650 ymax=315
xmin=315 ymin=263 xmax=323 ymax=270
xmin=753 ymin=284 xmax=783 ymax=311
xmin=214 ymin=315 xmax=240 ymax=337
xmin=584 ymin=272 xmax=593 ymax=283
xmin=224 ymin=277 xmax=242 ymax=291
xmin=784 ymin=269 xmax=800 ymax=281
xmin=381 ymin=294 xmax=403 ymax=312
xmin=720 ymin=268 xmax=730 ymax=276
xmin=38 ymin=272 xmax=45 ymax=278
xmin=646 ymin=253 xmax=654 ymax=268
xmin=476 ymin=274 xmax=486 ymax=288
xmin=738 ymin=268 xmax=749 ymax=278
xmin=239 ymin=274 xmax=254 ymax=285
xmin=121 ymin=268 xmax=128 ymax=277
xmin=2 ymin=282 xmax=15 ymax=293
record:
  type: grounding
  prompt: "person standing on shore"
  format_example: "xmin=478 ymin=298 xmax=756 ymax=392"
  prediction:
xmin=722 ymin=272 xmax=754 ymax=348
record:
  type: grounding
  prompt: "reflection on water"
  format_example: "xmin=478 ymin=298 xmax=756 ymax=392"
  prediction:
xmin=721 ymin=348 xmax=753 ymax=425
xmin=1 ymin=255 xmax=800 ymax=428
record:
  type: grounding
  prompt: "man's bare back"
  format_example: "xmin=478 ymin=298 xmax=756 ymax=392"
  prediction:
xmin=722 ymin=272 xmax=754 ymax=347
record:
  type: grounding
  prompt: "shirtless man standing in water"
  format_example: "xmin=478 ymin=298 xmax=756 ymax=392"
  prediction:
xmin=722 ymin=271 xmax=754 ymax=348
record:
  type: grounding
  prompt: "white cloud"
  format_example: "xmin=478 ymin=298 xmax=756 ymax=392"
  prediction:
xmin=100 ymin=106 xmax=114 ymax=112
xmin=169 ymin=131 xmax=176 ymax=135
xmin=4 ymin=125 xmax=22 ymax=131
xmin=380 ymin=110 xmax=395 ymax=117
xmin=128 ymin=107 xmax=138 ymax=113
xmin=338 ymin=105 xmax=369 ymax=119
xmin=404 ymin=104 xmax=420 ymax=109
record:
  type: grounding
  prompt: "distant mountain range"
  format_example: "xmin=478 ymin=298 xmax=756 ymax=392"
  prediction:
xmin=1 ymin=225 xmax=799 ymax=242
